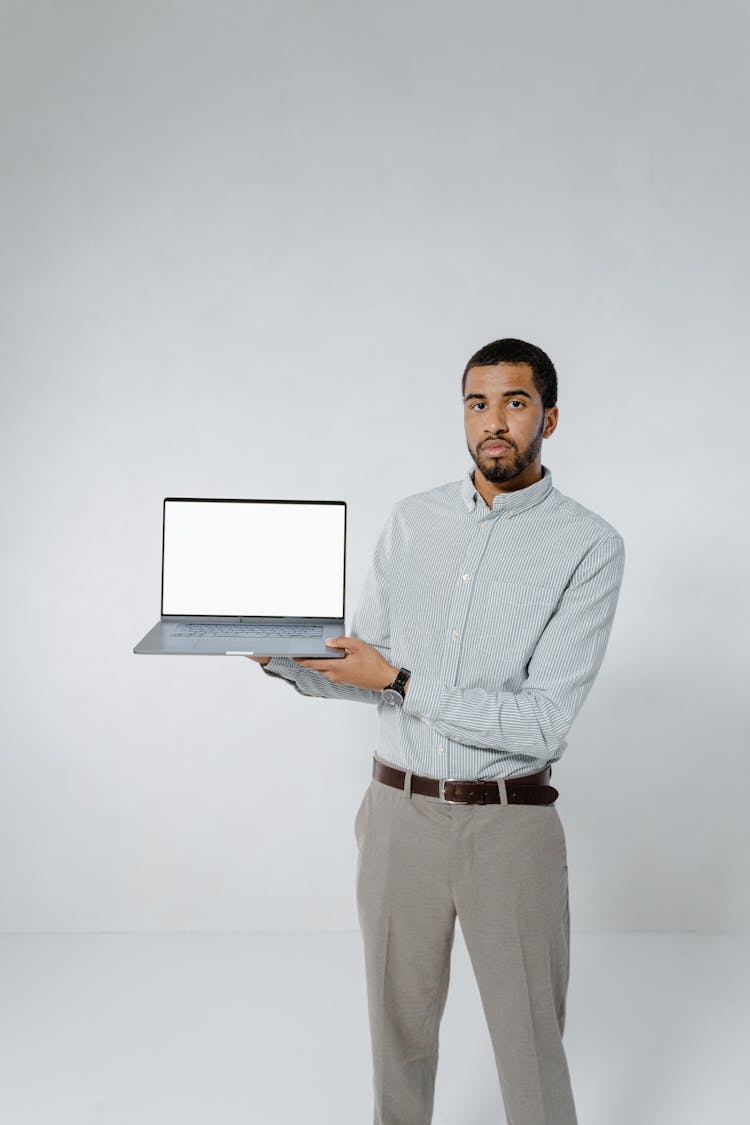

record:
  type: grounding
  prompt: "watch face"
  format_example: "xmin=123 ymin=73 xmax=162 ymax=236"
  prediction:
xmin=382 ymin=688 xmax=404 ymax=706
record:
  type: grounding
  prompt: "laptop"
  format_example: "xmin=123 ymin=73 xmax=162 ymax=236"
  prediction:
xmin=133 ymin=496 xmax=347 ymax=657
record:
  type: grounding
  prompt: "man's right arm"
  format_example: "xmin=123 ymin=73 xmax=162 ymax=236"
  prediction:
xmin=249 ymin=509 xmax=394 ymax=705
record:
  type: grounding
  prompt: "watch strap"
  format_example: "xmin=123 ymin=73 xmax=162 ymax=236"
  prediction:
xmin=384 ymin=667 xmax=411 ymax=697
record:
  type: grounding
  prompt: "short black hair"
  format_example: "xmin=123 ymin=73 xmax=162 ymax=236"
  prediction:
xmin=461 ymin=338 xmax=557 ymax=411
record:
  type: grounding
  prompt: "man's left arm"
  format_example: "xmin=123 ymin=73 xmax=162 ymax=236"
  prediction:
xmin=400 ymin=534 xmax=626 ymax=759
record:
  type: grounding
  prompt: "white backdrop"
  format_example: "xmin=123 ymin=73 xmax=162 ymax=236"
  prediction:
xmin=1 ymin=0 xmax=748 ymax=934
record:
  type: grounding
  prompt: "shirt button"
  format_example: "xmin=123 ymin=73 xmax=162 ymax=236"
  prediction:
xmin=462 ymin=573 xmax=470 ymax=582
xmin=507 ymin=511 xmax=514 ymax=518
xmin=436 ymin=746 xmax=444 ymax=753
xmin=451 ymin=630 xmax=459 ymax=639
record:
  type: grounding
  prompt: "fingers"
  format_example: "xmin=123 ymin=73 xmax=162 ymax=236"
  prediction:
xmin=325 ymin=635 xmax=360 ymax=651
xmin=292 ymin=658 xmax=337 ymax=671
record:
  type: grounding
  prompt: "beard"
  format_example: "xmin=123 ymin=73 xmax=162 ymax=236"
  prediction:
xmin=468 ymin=417 xmax=545 ymax=483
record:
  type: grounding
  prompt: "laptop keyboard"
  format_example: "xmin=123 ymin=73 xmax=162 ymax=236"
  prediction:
xmin=169 ymin=623 xmax=324 ymax=638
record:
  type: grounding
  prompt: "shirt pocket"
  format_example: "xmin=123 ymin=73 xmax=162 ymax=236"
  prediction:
xmin=488 ymin=581 xmax=560 ymax=608
xmin=474 ymin=585 xmax=562 ymax=661
xmin=480 ymin=582 xmax=561 ymax=653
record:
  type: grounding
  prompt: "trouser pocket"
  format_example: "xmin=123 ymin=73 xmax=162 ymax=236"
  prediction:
xmin=354 ymin=780 xmax=373 ymax=846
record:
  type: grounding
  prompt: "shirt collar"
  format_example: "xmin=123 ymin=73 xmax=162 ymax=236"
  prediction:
xmin=460 ymin=463 xmax=553 ymax=516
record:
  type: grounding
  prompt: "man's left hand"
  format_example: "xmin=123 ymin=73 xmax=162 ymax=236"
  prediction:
xmin=292 ymin=636 xmax=398 ymax=691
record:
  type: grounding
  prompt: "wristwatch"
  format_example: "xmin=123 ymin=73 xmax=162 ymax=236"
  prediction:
xmin=381 ymin=667 xmax=411 ymax=706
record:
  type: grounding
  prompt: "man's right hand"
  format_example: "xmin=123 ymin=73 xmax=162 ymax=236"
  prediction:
xmin=246 ymin=656 xmax=271 ymax=666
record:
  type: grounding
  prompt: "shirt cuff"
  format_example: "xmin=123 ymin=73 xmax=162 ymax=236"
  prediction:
xmin=402 ymin=671 xmax=443 ymax=724
xmin=261 ymin=656 xmax=298 ymax=678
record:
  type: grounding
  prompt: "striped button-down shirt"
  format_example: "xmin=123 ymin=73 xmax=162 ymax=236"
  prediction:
xmin=261 ymin=463 xmax=625 ymax=780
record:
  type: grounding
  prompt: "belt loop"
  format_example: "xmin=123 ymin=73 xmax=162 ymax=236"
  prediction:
xmin=404 ymin=769 xmax=413 ymax=799
xmin=498 ymin=777 xmax=509 ymax=806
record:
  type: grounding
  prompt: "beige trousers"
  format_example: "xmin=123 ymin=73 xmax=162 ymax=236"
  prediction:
xmin=354 ymin=754 xmax=577 ymax=1125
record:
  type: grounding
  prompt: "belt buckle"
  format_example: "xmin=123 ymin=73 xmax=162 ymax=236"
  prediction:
xmin=439 ymin=778 xmax=460 ymax=803
xmin=439 ymin=778 xmax=484 ymax=804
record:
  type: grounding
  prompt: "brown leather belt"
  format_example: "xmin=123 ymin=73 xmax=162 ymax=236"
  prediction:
xmin=372 ymin=757 xmax=559 ymax=805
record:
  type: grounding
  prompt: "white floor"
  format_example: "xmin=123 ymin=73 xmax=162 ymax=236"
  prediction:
xmin=1 ymin=928 xmax=747 ymax=1124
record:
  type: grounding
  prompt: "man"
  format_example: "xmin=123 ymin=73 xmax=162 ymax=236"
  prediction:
xmin=249 ymin=337 xmax=625 ymax=1125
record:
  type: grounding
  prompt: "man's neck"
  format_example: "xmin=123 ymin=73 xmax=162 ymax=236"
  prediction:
xmin=472 ymin=464 xmax=543 ymax=508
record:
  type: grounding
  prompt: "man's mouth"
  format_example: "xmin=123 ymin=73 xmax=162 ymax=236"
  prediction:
xmin=481 ymin=441 xmax=511 ymax=456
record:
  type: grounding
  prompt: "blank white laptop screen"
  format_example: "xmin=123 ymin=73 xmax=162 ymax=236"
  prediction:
xmin=162 ymin=499 xmax=346 ymax=619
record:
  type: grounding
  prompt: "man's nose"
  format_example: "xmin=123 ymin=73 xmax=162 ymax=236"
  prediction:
xmin=483 ymin=410 xmax=509 ymax=432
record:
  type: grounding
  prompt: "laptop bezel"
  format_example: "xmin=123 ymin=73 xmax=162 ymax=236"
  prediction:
xmin=159 ymin=496 xmax=347 ymax=623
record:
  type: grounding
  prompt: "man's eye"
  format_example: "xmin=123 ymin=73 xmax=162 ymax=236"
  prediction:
xmin=470 ymin=400 xmax=524 ymax=410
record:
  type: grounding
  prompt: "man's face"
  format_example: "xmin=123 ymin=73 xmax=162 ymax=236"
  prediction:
xmin=463 ymin=362 xmax=556 ymax=484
